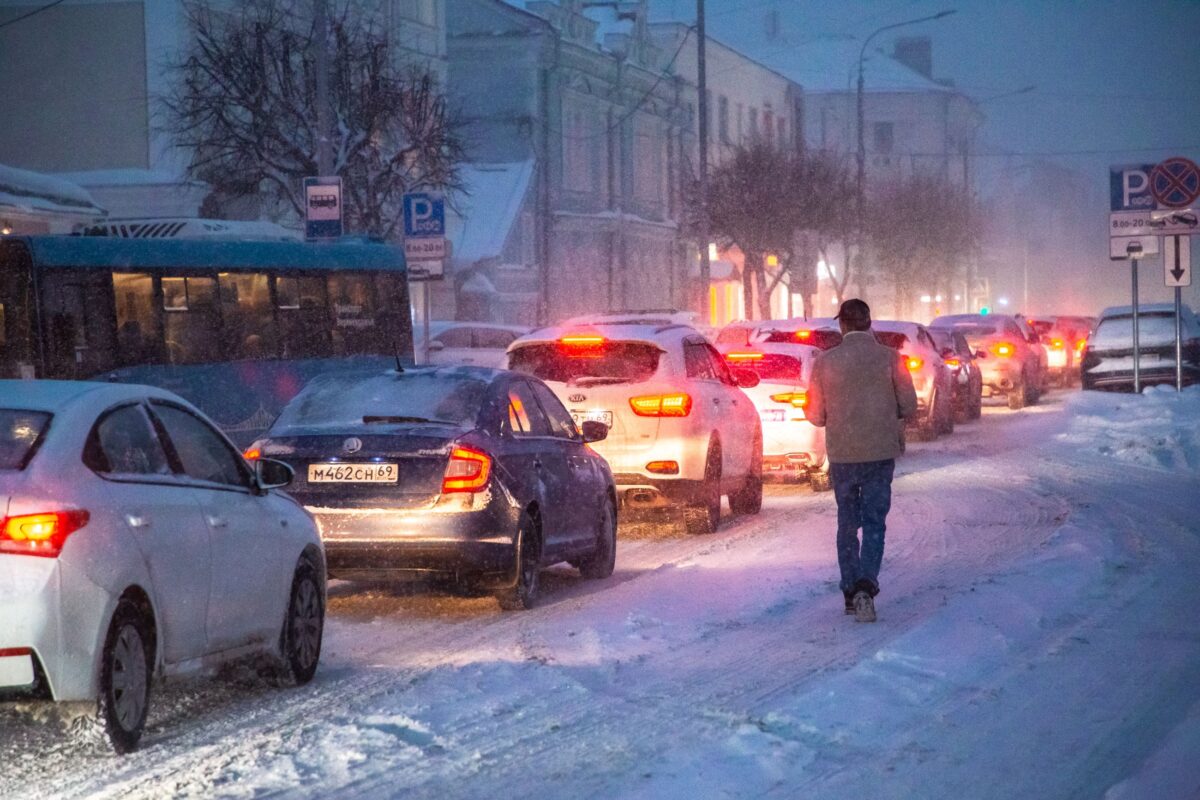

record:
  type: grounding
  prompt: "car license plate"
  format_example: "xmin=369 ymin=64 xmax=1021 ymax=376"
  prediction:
xmin=570 ymin=410 xmax=613 ymax=427
xmin=308 ymin=463 xmax=398 ymax=483
xmin=760 ymin=409 xmax=785 ymax=423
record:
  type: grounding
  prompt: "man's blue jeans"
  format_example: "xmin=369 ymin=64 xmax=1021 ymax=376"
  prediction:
xmin=830 ymin=459 xmax=895 ymax=598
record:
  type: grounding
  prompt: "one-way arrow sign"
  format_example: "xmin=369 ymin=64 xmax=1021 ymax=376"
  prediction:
xmin=1165 ymin=235 xmax=1192 ymax=287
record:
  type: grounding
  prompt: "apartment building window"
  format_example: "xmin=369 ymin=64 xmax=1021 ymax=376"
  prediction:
xmin=873 ymin=121 xmax=894 ymax=154
xmin=777 ymin=117 xmax=787 ymax=148
xmin=718 ymin=95 xmax=730 ymax=144
xmin=749 ymin=108 xmax=759 ymax=139
xmin=563 ymin=100 xmax=606 ymax=194
xmin=736 ymin=103 xmax=744 ymax=142
xmin=764 ymin=109 xmax=774 ymax=145
xmin=393 ymin=0 xmax=436 ymax=27
xmin=634 ymin=115 xmax=665 ymax=208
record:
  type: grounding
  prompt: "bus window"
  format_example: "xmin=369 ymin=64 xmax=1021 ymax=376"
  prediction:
xmin=219 ymin=272 xmax=277 ymax=359
xmin=275 ymin=275 xmax=331 ymax=358
xmin=328 ymin=273 xmax=378 ymax=355
xmin=114 ymin=272 xmax=159 ymax=366
xmin=40 ymin=270 xmax=115 ymax=377
xmin=163 ymin=276 xmax=220 ymax=364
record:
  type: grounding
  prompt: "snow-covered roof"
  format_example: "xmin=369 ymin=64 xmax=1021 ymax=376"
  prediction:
xmin=446 ymin=161 xmax=534 ymax=265
xmin=54 ymin=168 xmax=202 ymax=188
xmin=0 ymin=163 xmax=105 ymax=218
xmin=760 ymin=38 xmax=955 ymax=95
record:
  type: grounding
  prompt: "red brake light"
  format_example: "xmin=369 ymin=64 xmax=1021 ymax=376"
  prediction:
xmin=944 ymin=358 xmax=961 ymax=368
xmin=770 ymin=391 xmax=808 ymax=408
xmin=0 ymin=510 xmax=89 ymax=558
xmin=906 ymin=356 xmax=924 ymax=371
xmin=725 ymin=352 xmax=764 ymax=361
xmin=629 ymin=393 xmax=693 ymax=417
xmin=442 ymin=446 xmax=492 ymax=493
xmin=990 ymin=342 xmax=1015 ymax=358
xmin=795 ymin=330 xmax=812 ymax=341
xmin=560 ymin=334 xmax=605 ymax=347
xmin=1050 ymin=338 xmax=1065 ymax=350
xmin=646 ymin=460 xmax=680 ymax=475
xmin=1075 ymin=338 xmax=1087 ymax=351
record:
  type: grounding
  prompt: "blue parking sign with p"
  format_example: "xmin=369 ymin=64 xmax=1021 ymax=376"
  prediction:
xmin=403 ymin=193 xmax=445 ymax=237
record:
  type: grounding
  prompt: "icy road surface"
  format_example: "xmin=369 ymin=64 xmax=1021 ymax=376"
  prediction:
xmin=3 ymin=388 xmax=1200 ymax=799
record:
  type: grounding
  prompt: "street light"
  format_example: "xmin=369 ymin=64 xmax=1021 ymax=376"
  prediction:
xmin=855 ymin=10 xmax=957 ymax=294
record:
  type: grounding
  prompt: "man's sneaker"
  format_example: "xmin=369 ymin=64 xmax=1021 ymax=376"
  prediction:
xmin=844 ymin=594 xmax=855 ymax=615
xmin=853 ymin=590 xmax=876 ymax=623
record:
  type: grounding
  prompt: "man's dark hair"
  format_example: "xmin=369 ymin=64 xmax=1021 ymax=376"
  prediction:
xmin=836 ymin=298 xmax=872 ymax=332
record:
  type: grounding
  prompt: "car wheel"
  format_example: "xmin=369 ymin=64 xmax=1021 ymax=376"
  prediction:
xmin=578 ymin=499 xmax=617 ymax=580
xmin=1008 ymin=378 xmax=1026 ymax=410
xmin=684 ymin=443 xmax=721 ymax=535
xmin=914 ymin=390 xmax=939 ymax=441
xmin=274 ymin=557 xmax=324 ymax=687
xmin=728 ymin=434 xmax=763 ymax=516
xmin=971 ymin=384 xmax=984 ymax=419
xmin=497 ymin=512 xmax=541 ymax=610
xmin=97 ymin=599 xmax=152 ymax=754
xmin=938 ymin=387 xmax=955 ymax=434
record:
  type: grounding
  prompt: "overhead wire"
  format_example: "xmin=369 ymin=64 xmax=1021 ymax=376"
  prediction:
xmin=0 ymin=0 xmax=68 ymax=31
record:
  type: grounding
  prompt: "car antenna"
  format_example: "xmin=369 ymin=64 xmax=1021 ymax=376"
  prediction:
xmin=393 ymin=340 xmax=405 ymax=374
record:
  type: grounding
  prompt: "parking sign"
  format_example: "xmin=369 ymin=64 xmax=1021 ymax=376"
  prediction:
xmin=403 ymin=193 xmax=445 ymax=238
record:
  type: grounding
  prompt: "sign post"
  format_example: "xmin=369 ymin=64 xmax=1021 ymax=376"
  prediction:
xmin=1164 ymin=235 xmax=1193 ymax=391
xmin=1126 ymin=241 xmax=1146 ymax=393
xmin=402 ymin=192 xmax=447 ymax=364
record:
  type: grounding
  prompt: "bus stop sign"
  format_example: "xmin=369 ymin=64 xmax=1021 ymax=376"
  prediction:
xmin=304 ymin=176 xmax=343 ymax=240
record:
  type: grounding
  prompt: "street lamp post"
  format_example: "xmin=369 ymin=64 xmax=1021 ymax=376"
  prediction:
xmin=855 ymin=10 xmax=956 ymax=297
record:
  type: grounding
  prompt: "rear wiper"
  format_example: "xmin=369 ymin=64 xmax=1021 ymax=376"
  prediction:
xmin=569 ymin=376 xmax=630 ymax=387
xmin=362 ymin=415 xmax=456 ymax=425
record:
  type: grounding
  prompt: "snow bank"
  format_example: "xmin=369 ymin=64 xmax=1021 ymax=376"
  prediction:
xmin=1058 ymin=385 xmax=1200 ymax=472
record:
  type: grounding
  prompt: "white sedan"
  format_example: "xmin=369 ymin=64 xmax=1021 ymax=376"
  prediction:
xmin=0 ymin=381 xmax=324 ymax=753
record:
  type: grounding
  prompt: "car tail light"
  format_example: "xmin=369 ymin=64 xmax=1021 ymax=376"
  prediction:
xmin=794 ymin=330 xmax=812 ymax=341
xmin=725 ymin=352 xmax=764 ymax=362
xmin=770 ymin=391 xmax=808 ymax=408
xmin=906 ymin=356 xmax=924 ymax=371
xmin=0 ymin=510 xmax=90 ymax=558
xmin=442 ymin=446 xmax=491 ymax=493
xmin=944 ymin=357 xmax=961 ymax=368
xmin=990 ymin=342 xmax=1016 ymax=358
xmin=1075 ymin=338 xmax=1088 ymax=352
xmin=629 ymin=393 xmax=693 ymax=417
xmin=646 ymin=460 xmax=679 ymax=475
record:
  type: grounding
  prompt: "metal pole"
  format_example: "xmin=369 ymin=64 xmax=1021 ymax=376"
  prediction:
xmin=422 ymin=282 xmax=431 ymax=365
xmin=696 ymin=0 xmax=710 ymax=321
xmin=1176 ymin=285 xmax=1183 ymax=392
xmin=315 ymin=0 xmax=332 ymax=176
xmin=1131 ymin=257 xmax=1140 ymax=393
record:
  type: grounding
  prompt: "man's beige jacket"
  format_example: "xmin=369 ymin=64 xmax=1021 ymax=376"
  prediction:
xmin=806 ymin=330 xmax=919 ymax=464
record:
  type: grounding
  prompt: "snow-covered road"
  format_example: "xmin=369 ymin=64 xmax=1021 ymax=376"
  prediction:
xmin=3 ymin=389 xmax=1200 ymax=799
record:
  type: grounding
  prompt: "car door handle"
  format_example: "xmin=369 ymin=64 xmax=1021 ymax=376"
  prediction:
xmin=206 ymin=515 xmax=229 ymax=529
xmin=126 ymin=514 xmax=151 ymax=529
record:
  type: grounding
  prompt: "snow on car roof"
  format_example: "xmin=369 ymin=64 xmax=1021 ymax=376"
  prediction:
xmin=870 ymin=320 xmax=923 ymax=337
xmin=1099 ymin=303 xmax=1192 ymax=318
xmin=510 ymin=322 xmax=692 ymax=351
xmin=0 ymin=379 xmax=143 ymax=412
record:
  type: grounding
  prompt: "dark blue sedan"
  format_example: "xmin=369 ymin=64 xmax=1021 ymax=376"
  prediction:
xmin=247 ymin=366 xmax=617 ymax=610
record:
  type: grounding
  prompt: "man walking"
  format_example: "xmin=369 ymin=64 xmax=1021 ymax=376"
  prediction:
xmin=806 ymin=299 xmax=917 ymax=622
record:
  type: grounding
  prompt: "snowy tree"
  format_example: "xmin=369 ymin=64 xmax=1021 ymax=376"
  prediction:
xmin=694 ymin=142 xmax=852 ymax=319
xmin=163 ymin=0 xmax=464 ymax=239
xmin=868 ymin=173 xmax=976 ymax=319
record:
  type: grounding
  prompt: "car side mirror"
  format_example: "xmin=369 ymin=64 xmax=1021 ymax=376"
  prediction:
xmin=732 ymin=368 xmax=760 ymax=389
xmin=256 ymin=457 xmax=294 ymax=490
xmin=580 ymin=420 xmax=608 ymax=443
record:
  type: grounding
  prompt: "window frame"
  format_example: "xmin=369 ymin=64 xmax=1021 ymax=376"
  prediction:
xmin=82 ymin=401 xmax=182 ymax=486
xmin=146 ymin=399 xmax=256 ymax=492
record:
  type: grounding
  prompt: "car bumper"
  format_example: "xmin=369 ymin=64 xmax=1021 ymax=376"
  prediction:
xmin=610 ymin=474 xmax=709 ymax=511
xmin=760 ymin=418 xmax=825 ymax=478
xmin=307 ymin=494 xmax=521 ymax=583
xmin=0 ymin=558 xmax=58 ymax=700
xmin=1083 ymin=364 xmax=1200 ymax=391
xmin=979 ymin=361 xmax=1021 ymax=395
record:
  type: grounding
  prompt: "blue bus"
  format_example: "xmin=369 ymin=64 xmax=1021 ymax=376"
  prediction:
xmin=0 ymin=235 xmax=414 ymax=442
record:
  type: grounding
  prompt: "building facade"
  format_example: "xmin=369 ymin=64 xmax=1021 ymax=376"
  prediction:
xmin=447 ymin=0 xmax=690 ymax=325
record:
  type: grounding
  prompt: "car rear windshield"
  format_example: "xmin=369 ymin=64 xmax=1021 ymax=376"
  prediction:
xmin=728 ymin=353 xmax=805 ymax=382
xmin=1028 ymin=319 xmax=1054 ymax=335
xmin=1092 ymin=314 xmax=1179 ymax=349
xmin=0 ymin=410 xmax=52 ymax=470
xmin=509 ymin=342 xmax=661 ymax=386
xmin=272 ymin=372 xmax=487 ymax=431
xmin=715 ymin=326 xmax=753 ymax=345
xmin=874 ymin=332 xmax=909 ymax=350
xmin=759 ymin=328 xmax=843 ymax=350
xmin=928 ymin=329 xmax=955 ymax=352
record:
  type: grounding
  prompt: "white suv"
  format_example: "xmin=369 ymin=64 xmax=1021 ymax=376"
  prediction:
xmin=715 ymin=341 xmax=830 ymax=491
xmin=507 ymin=322 xmax=762 ymax=534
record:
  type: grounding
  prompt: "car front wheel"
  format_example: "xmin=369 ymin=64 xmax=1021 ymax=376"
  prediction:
xmin=275 ymin=557 xmax=324 ymax=686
